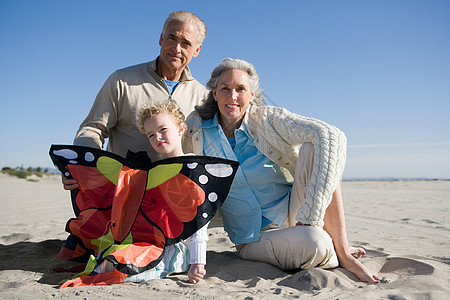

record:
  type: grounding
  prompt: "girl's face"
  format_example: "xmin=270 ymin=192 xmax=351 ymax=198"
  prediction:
xmin=143 ymin=112 xmax=185 ymax=158
xmin=213 ymin=68 xmax=254 ymax=127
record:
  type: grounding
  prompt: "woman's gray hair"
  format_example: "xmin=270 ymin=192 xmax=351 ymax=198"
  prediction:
xmin=196 ymin=58 xmax=265 ymax=120
xmin=162 ymin=11 xmax=206 ymax=47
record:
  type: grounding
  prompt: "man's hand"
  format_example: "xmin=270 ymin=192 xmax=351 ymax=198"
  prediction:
xmin=61 ymin=174 xmax=79 ymax=190
xmin=187 ymin=264 xmax=206 ymax=284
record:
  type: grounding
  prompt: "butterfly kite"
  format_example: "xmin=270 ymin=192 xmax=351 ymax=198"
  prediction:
xmin=49 ymin=145 xmax=239 ymax=287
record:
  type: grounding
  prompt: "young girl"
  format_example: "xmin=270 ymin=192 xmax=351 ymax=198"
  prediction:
xmin=135 ymin=101 xmax=207 ymax=284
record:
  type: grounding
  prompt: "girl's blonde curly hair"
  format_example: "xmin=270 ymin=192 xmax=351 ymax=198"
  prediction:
xmin=137 ymin=101 xmax=186 ymax=134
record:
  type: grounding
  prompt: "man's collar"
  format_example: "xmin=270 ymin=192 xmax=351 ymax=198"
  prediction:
xmin=151 ymin=57 xmax=193 ymax=82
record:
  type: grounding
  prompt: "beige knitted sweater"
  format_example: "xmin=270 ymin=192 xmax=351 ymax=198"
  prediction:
xmin=184 ymin=104 xmax=347 ymax=227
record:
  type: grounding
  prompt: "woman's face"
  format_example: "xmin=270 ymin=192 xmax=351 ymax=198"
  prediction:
xmin=213 ymin=68 xmax=254 ymax=127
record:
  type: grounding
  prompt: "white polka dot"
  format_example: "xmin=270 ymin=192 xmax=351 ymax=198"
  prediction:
xmin=69 ymin=160 xmax=78 ymax=164
xmin=187 ymin=162 xmax=198 ymax=169
xmin=202 ymin=212 xmax=208 ymax=219
xmin=53 ymin=149 xmax=78 ymax=159
xmin=208 ymin=192 xmax=218 ymax=202
xmin=85 ymin=152 xmax=95 ymax=162
xmin=199 ymin=174 xmax=208 ymax=184
xmin=205 ymin=164 xmax=233 ymax=177
xmin=65 ymin=172 xmax=70 ymax=177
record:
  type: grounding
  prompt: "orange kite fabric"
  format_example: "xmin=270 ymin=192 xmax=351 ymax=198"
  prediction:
xmin=49 ymin=145 xmax=238 ymax=287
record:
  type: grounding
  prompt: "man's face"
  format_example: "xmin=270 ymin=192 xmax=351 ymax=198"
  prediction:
xmin=159 ymin=20 xmax=201 ymax=77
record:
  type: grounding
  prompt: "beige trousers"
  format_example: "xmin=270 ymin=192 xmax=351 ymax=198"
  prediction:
xmin=236 ymin=143 xmax=339 ymax=270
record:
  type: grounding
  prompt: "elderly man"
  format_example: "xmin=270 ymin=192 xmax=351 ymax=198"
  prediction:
xmin=63 ymin=11 xmax=208 ymax=190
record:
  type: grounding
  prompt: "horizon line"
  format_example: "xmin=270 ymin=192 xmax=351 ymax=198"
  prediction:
xmin=347 ymin=142 xmax=450 ymax=149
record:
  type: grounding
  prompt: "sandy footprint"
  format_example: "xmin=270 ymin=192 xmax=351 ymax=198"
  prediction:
xmin=0 ymin=233 xmax=31 ymax=244
xmin=379 ymin=257 xmax=434 ymax=282
xmin=278 ymin=268 xmax=355 ymax=291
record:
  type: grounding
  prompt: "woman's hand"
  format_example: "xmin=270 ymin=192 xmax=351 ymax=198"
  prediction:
xmin=323 ymin=183 xmax=381 ymax=284
xmin=339 ymin=252 xmax=382 ymax=283
xmin=188 ymin=264 xmax=206 ymax=284
xmin=349 ymin=246 xmax=366 ymax=259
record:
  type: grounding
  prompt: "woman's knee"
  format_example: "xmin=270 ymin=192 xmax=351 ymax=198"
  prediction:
xmin=303 ymin=227 xmax=338 ymax=268
xmin=285 ymin=226 xmax=337 ymax=269
xmin=238 ymin=226 xmax=337 ymax=270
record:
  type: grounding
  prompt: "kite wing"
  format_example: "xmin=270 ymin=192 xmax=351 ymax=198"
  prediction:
xmin=49 ymin=144 xmax=239 ymax=287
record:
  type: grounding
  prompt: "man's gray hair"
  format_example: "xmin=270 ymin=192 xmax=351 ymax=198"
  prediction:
xmin=196 ymin=58 xmax=265 ymax=120
xmin=162 ymin=11 xmax=206 ymax=47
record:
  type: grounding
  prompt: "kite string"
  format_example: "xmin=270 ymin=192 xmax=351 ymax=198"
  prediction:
xmin=97 ymin=220 xmax=115 ymax=258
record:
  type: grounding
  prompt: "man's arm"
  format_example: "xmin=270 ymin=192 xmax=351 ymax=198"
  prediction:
xmin=73 ymin=73 xmax=120 ymax=148
xmin=63 ymin=74 xmax=120 ymax=190
xmin=61 ymin=175 xmax=79 ymax=190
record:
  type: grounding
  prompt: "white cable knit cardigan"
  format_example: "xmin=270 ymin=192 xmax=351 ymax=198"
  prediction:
xmin=184 ymin=104 xmax=347 ymax=227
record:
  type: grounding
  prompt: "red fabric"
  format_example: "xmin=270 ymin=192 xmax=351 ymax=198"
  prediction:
xmin=68 ymin=208 xmax=112 ymax=254
xmin=129 ymin=213 xmax=166 ymax=248
xmin=111 ymin=167 xmax=147 ymax=242
xmin=108 ymin=243 xmax=164 ymax=268
xmin=140 ymin=173 xmax=205 ymax=239
xmin=51 ymin=264 xmax=87 ymax=273
xmin=57 ymin=242 xmax=88 ymax=261
xmin=159 ymin=173 xmax=206 ymax=221
xmin=59 ymin=269 xmax=128 ymax=288
xmin=67 ymin=165 xmax=115 ymax=211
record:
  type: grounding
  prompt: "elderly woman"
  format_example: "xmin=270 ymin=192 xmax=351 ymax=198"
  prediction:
xmin=184 ymin=58 xmax=381 ymax=283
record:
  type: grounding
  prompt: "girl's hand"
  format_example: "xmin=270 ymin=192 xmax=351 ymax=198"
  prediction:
xmin=188 ymin=264 xmax=206 ymax=284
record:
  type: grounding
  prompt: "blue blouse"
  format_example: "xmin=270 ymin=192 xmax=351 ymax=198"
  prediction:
xmin=201 ymin=114 xmax=291 ymax=244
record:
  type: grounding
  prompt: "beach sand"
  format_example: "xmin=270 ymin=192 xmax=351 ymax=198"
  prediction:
xmin=1 ymin=173 xmax=449 ymax=299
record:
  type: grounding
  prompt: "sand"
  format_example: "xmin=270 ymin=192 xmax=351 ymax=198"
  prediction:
xmin=1 ymin=173 xmax=449 ymax=299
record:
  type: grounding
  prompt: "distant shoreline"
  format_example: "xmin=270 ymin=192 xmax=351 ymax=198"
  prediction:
xmin=343 ymin=177 xmax=450 ymax=182
xmin=1 ymin=171 xmax=448 ymax=183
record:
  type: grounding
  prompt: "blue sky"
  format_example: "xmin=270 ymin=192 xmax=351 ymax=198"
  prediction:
xmin=1 ymin=0 xmax=449 ymax=179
